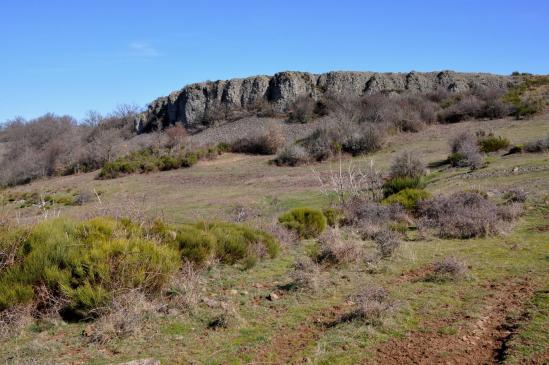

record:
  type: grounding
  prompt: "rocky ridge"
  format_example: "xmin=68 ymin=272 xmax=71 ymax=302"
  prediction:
xmin=135 ymin=71 xmax=514 ymax=133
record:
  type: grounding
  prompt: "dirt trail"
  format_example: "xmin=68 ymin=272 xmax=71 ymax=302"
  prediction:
xmin=248 ymin=277 xmax=536 ymax=365
xmin=365 ymin=277 xmax=535 ymax=365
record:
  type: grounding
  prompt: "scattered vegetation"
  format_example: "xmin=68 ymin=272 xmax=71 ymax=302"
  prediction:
xmin=448 ymin=131 xmax=483 ymax=168
xmin=230 ymin=124 xmax=285 ymax=155
xmin=347 ymin=285 xmax=395 ymax=325
xmin=477 ymin=134 xmax=510 ymax=153
xmin=429 ymin=256 xmax=468 ymax=281
xmin=273 ymin=144 xmax=310 ymax=166
xmin=382 ymin=188 xmax=430 ymax=211
xmin=524 ymin=134 xmax=549 ymax=153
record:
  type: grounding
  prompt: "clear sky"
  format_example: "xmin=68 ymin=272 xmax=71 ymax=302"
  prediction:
xmin=1 ymin=0 xmax=548 ymax=122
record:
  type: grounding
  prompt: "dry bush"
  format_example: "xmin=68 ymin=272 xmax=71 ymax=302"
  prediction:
xmin=373 ymin=229 xmax=401 ymax=258
xmin=301 ymin=128 xmax=334 ymax=161
xmin=439 ymin=94 xmax=484 ymax=123
xmin=0 ymin=304 xmax=33 ymax=339
xmin=348 ymin=285 xmax=395 ymax=325
xmin=497 ymin=202 xmax=524 ymax=222
xmin=389 ymin=151 xmax=426 ymax=179
xmin=430 ymin=256 xmax=468 ymax=281
xmin=315 ymin=158 xmax=384 ymax=209
xmin=290 ymin=257 xmax=321 ymax=291
xmin=165 ymin=262 xmax=204 ymax=312
xmin=419 ymin=191 xmax=503 ymax=238
xmin=273 ymin=144 xmax=310 ymax=166
xmin=288 ymin=95 xmax=316 ymax=123
xmin=231 ymin=124 xmax=285 ymax=155
xmin=524 ymin=134 xmax=549 ymax=153
xmin=343 ymin=201 xmax=406 ymax=233
xmin=165 ymin=123 xmax=188 ymax=150
xmin=315 ymin=227 xmax=366 ymax=265
xmin=448 ymin=131 xmax=483 ymax=168
xmin=86 ymin=291 xmax=158 ymax=344
xmin=342 ymin=124 xmax=383 ymax=156
xmin=502 ymin=188 xmax=528 ymax=203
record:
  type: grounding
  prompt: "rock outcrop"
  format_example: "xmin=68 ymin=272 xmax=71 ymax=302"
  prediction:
xmin=135 ymin=71 xmax=513 ymax=133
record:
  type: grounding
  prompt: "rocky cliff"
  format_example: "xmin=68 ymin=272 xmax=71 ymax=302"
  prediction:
xmin=135 ymin=71 xmax=514 ymax=133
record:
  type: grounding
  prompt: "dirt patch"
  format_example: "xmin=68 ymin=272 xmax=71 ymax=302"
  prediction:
xmin=366 ymin=277 xmax=535 ymax=365
xmin=250 ymin=304 xmax=351 ymax=364
xmin=392 ymin=265 xmax=434 ymax=284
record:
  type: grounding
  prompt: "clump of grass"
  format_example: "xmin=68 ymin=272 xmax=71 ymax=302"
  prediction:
xmin=323 ymin=207 xmax=344 ymax=227
xmin=279 ymin=207 xmax=327 ymax=239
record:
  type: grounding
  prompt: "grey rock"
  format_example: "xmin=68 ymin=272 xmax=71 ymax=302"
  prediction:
xmin=135 ymin=70 xmax=514 ymax=133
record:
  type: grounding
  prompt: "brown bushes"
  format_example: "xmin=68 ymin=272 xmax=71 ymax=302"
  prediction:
xmin=231 ymin=124 xmax=285 ymax=155
xmin=419 ymin=191 xmax=505 ymax=238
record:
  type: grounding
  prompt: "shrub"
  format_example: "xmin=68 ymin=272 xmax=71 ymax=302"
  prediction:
xmin=301 ymin=128 xmax=334 ymax=161
xmin=383 ymin=176 xmax=424 ymax=197
xmin=343 ymin=201 xmax=406 ymax=229
xmin=382 ymin=188 xmax=430 ymax=211
xmin=175 ymin=226 xmax=217 ymax=265
xmin=288 ymin=96 xmax=316 ymax=124
xmin=279 ymin=208 xmax=327 ymax=239
xmin=158 ymin=155 xmax=180 ymax=171
xmin=374 ymin=230 xmax=401 ymax=258
xmin=502 ymin=188 xmax=527 ymax=203
xmin=195 ymin=222 xmax=279 ymax=266
xmin=389 ymin=151 xmax=425 ymax=179
xmin=273 ymin=144 xmax=309 ymax=166
xmin=315 ymin=228 xmax=364 ymax=265
xmin=524 ymin=134 xmax=549 ymax=153
xmin=231 ymin=125 xmax=285 ymax=155
xmin=323 ymin=208 xmax=344 ymax=227
xmin=429 ymin=256 xmax=468 ymax=281
xmin=438 ymin=94 xmax=484 ymax=123
xmin=342 ymin=125 xmax=382 ymax=156
xmin=448 ymin=132 xmax=483 ymax=168
xmin=0 ymin=218 xmax=179 ymax=318
xmin=419 ymin=191 xmax=502 ymax=238
xmin=478 ymin=136 xmax=510 ymax=153
xmin=349 ymin=285 xmax=395 ymax=325
xmin=290 ymin=257 xmax=321 ymax=290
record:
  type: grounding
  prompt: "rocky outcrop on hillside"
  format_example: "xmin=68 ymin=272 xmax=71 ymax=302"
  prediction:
xmin=135 ymin=71 xmax=514 ymax=133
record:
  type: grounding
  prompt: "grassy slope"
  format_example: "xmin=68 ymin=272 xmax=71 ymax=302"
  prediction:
xmin=0 ymin=115 xmax=548 ymax=364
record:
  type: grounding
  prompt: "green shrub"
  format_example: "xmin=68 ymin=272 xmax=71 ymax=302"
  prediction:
xmin=175 ymin=226 xmax=217 ymax=265
xmin=0 ymin=218 xmax=179 ymax=317
xmin=382 ymin=188 xmax=431 ymax=211
xmin=383 ymin=176 xmax=424 ymax=198
xmin=478 ymin=136 xmax=510 ymax=153
xmin=323 ymin=208 xmax=344 ymax=227
xmin=158 ymin=155 xmax=180 ymax=171
xmin=279 ymin=208 xmax=327 ymax=238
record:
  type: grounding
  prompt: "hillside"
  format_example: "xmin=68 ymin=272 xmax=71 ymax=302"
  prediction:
xmin=0 ymin=112 xmax=548 ymax=364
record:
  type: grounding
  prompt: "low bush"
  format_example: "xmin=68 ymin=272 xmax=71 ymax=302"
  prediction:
xmin=383 ymin=176 xmax=424 ymax=197
xmin=502 ymin=188 xmax=527 ymax=203
xmin=524 ymin=134 xmax=549 ymax=153
xmin=419 ymin=191 xmax=505 ymax=238
xmin=429 ymin=256 xmax=468 ymax=281
xmin=374 ymin=229 xmax=401 ymax=258
xmin=478 ymin=135 xmax=510 ymax=153
xmin=323 ymin=208 xmax=344 ymax=227
xmin=288 ymin=96 xmax=317 ymax=124
xmin=382 ymin=188 xmax=430 ymax=211
xmin=273 ymin=144 xmax=310 ymax=167
xmin=290 ymin=257 xmax=321 ymax=290
xmin=389 ymin=151 xmax=425 ymax=179
xmin=341 ymin=125 xmax=382 ymax=156
xmin=301 ymin=128 xmax=334 ymax=162
xmin=348 ymin=285 xmax=395 ymax=325
xmin=315 ymin=228 xmax=364 ymax=265
xmin=231 ymin=125 xmax=285 ymax=155
xmin=448 ymin=132 xmax=483 ymax=168
xmin=279 ymin=208 xmax=327 ymax=239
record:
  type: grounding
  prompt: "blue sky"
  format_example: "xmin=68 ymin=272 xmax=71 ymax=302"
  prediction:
xmin=1 ymin=0 xmax=548 ymax=122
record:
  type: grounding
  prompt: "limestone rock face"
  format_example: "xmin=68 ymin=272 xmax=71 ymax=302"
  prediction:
xmin=135 ymin=70 xmax=513 ymax=133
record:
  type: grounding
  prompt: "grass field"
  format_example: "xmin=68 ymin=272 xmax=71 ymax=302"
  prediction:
xmin=0 ymin=115 xmax=548 ymax=364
